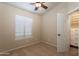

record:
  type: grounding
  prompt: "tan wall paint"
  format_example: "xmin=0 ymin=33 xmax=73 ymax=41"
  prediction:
xmin=0 ymin=3 xmax=41 ymax=51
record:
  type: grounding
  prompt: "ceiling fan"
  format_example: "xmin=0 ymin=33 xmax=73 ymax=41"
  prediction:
xmin=30 ymin=2 xmax=48 ymax=11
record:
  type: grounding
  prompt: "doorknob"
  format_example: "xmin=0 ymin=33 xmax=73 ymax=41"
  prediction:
xmin=58 ymin=34 xmax=61 ymax=36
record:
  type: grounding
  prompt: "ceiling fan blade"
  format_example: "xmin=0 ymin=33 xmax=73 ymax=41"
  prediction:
xmin=41 ymin=3 xmax=48 ymax=9
xmin=35 ymin=7 xmax=39 ymax=11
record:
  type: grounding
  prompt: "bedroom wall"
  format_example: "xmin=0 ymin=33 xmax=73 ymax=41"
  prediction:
xmin=0 ymin=3 xmax=41 ymax=51
xmin=41 ymin=3 xmax=68 ymax=47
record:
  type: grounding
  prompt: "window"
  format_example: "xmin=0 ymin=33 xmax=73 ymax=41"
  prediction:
xmin=15 ymin=15 xmax=32 ymax=40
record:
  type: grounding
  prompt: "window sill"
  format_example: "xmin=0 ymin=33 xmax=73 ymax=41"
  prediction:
xmin=15 ymin=36 xmax=32 ymax=40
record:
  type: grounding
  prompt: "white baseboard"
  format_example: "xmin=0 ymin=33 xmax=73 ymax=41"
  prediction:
xmin=1 ymin=40 xmax=40 ymax=53
xmin=41 ymin=40 xmax=57 ymax=47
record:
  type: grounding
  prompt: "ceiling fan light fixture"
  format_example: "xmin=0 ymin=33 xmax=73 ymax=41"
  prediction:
xmin=35 ymin=3 xmax=41 ymax=7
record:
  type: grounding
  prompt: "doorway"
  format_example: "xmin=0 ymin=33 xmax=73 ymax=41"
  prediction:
xmin=69 ymin=11 xmax=79 ymax=48
xmin=68 ymin=10 xmax=79 ymax=56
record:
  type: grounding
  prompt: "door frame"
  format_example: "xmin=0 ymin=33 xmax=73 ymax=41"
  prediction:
xmin=67 ymin=7 xmax=79 ymax=48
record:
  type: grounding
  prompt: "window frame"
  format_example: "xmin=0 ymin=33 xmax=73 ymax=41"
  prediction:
xmin=15 ymin=15 xmax=32 ymax=40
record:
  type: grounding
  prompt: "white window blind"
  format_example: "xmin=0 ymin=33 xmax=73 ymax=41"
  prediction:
xmin=15 ymin=15 xmax=32 ymax=39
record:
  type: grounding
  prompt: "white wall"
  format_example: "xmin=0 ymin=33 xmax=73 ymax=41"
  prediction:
xmin=0 ymin=3 xmax=41 ymax=51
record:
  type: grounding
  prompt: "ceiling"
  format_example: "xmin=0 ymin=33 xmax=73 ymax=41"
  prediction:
xmin=6 ymin=2 xmax=58 ymax=14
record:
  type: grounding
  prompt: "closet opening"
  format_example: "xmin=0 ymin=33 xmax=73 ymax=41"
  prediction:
xmin=69 ymin=10 xmax=79 ymax=49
